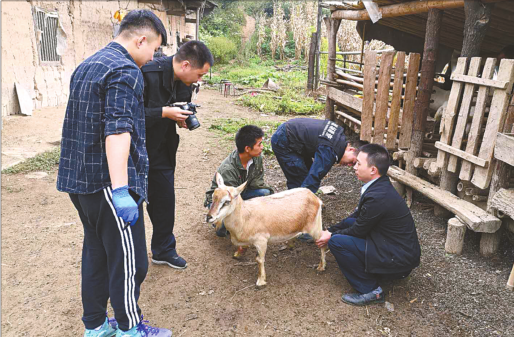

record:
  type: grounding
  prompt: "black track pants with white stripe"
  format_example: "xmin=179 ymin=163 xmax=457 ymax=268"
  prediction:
xmin=69 ymin=187 xmax=148 ymax=331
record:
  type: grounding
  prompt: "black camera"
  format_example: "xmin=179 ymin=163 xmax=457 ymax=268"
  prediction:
xmin=171 ymin=102 xmax=201 ymax=131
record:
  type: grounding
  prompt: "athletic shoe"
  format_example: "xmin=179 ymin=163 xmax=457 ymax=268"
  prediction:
xmin=152 ymin=251 xmax=187 ymax=269
xmin=341 ymin=291 xmax=385 ymax=306
xmin=115 ymin=317 xmax=171 ymax=337
xmin=84 ymin=317 xmax=117 ymax=337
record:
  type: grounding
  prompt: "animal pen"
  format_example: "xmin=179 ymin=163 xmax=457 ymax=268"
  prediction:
xmin=319 ymin=0 xmax=514 ymax=290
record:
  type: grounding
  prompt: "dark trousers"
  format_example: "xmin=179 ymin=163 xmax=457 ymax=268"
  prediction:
xmin=69 ymin=187 xmax=147 ymax=331
xmin=271 ymin=124 xmax=335 ymax=193
xmin=147 ymin=169 xmax=177 ymax=259
xmin=271 ymin=124 xmax=309 ymax=190
xmin=328 ymin=218 xmax=410 ymax=294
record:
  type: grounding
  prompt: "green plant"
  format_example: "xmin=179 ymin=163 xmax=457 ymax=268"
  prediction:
xmin=207 ymin=36 xmax=238 ymax=64
xmin=3 ymin=146 xmax=61 ymax=174
xmin=208 ymin=118 xmax=281 ymax=155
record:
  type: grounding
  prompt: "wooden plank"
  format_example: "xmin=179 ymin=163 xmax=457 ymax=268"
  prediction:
xmin=387 ymin=165 xmax=501 ymax=233
xmin=335 ymin=110 xmax=362 ymax=126
xmin=399 ymin=53 xmax=421 ymax=148
xmin=472 ymin=59 xmax=514 ymax=189
xmin=361 ymin=51 xmax=377 ymax=142
xmin=328 ymin=87 xmax=363 ymax=112
xmin=386 ymin=52 xmax=405 ymax=150
xmin=448 ymin=57 xmax=482 ymax=172
xmin=373 ymin=51 xmax=395 ymax=146
xmin=489 ymin=188 xmax=514 ymax=220
xmin=434 ymin=141 xmax=489 ymax=167
xmin=494 ymin=132 xmax=514 ymax=166
xmin=335 ymin=79 xmax=364 ymax=90
xmin=460 ymin=58 xmax=497 ymax=181
xmin=435 ymin=57 xmax=468 ymax=170
xmin=450 ymin=74 xmax=509 ymax=89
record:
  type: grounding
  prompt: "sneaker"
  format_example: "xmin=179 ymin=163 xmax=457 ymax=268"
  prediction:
xmin=152 ymin=252 xmax=187 ymax=269
xmin=116 ymin=317 xmax=172 ymax=337
xmin=341 ymin=291 xmax=385 ymax=306
xmin=215 ymin=224 xmax=228 ymax=237
xmin=297 ymin=233 xmax=314 ymax=243
xmin=84 ymin=317 xmax=117 ymax=337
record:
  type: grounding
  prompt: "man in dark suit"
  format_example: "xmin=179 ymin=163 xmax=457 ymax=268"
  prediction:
xmin=316 ymin=144 xmax=421 ymax=306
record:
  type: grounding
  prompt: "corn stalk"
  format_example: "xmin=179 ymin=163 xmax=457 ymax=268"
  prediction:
xmin=270 ymin=1 xmax=280 ymax=60
xmin=276 ymin=5 xmax=287 ymax=60
xmin=257 ymin=14 xmax=267 ymax=57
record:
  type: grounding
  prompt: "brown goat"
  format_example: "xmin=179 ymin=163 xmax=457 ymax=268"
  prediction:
xmin=206 ymin=173 xmax=326 ymax=287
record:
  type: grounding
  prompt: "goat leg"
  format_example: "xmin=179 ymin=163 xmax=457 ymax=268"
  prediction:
xmin=317 ymin=246 xmax=327 ymax=271
xmin=254 ymin=239 xmax=268 ymax=287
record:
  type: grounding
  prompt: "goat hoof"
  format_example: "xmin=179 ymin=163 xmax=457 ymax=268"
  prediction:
xmin=255 ymin=280 xmax=267 ymax=288
xmin=316 ymin=265 xmax=326 ymax=272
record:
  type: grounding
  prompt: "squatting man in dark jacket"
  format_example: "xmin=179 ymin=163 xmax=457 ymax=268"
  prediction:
xmin=141 ymin=41 xmax=213 ymax=269
xmin=316 ymin=144 xmax=421 ymax=306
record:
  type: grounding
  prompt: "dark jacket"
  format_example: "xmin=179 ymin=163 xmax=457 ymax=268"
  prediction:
xmin=141 ymin=56 xmax=192 ymax=170
xmin=329 ymin=175 xmax=421 ymax=274
xmin=285 ymin=118 xmax=348 ymax=162
xmin=204 ymin=150 xmax=273 ymax=207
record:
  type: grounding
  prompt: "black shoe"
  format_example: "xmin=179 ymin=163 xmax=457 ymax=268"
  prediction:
xmin=152 ymin=253 xmax=187 ymax=269
xmin=216 ymin=224 xmax=228 ymax=237
xmin=341 ymin=292 xmax=385 ymax=306
xmin=297 ymin=233 xmax=314 ymax=243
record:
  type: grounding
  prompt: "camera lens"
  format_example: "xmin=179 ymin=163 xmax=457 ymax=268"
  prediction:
xmin=186 ymin=114 xmax=201 ymax=131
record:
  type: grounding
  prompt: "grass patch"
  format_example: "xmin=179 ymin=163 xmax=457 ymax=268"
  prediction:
xmin=208 ymin=118 xmax=281 ymax=155
xmin=2 ymin=146 xmax=61 ymax=175
xmin=205 ymin=59 xmax=324 ymax=116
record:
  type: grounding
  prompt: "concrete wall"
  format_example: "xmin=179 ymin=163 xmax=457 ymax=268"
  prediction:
xmin=1 ymin=0 xmax=197 ymax=116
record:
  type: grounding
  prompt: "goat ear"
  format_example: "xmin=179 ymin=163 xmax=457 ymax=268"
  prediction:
xmin=216 ymin=172 xmax=225 ymax=187
xmin=235 ymin=181 xmax=248 ymax=196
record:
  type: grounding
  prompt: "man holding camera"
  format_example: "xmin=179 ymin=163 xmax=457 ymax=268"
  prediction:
xmin=142 ymin=41 xmax=213 ymax=269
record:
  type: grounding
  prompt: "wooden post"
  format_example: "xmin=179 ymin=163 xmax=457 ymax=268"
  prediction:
xmin=445 ymin=217 xmax=467 ymax=255
xmin=360 ymin=23 xmax=366 ymax=71
xmin=196 ymin=8 xmax=200 ymax=40
xmin=325 ymin=17 xmax=342 ymax=121
xmin=314 ymin=3 xmax=322 ymax=91
xmin=406 ymin=9 xmax=443 ymax=208
xmin=508 ymin=264 xmax=514 ymax=291
xmin=307 ymin=32 xmax=317 ymax=93
xmin=461 ymin=1 xmax=495 ymax=57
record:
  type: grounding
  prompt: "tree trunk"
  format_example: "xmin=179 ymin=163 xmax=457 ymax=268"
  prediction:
xmin=461 ymin=1 xmax=495 ymax=57
xmin=307 ymin=32 xmax=317 ymax=93
xmin=407 ymin=9 xmax=443 ymax=175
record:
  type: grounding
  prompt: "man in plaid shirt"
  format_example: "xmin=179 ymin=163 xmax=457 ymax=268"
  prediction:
xmin=57 ymin=10 xmax=171 ymax=337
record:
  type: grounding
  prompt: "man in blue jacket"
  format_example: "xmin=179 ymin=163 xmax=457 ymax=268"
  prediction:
xmin=316 ymin=144 xmax=421 ymax=306
xmin=271 ymin=118 xmax=366 ymax=194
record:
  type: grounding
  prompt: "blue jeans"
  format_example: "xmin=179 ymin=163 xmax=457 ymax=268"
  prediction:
xmin=271 ymin=124 xmax=336 ymax=193
xmin=328 ymin=218 xmax=411 ymax=294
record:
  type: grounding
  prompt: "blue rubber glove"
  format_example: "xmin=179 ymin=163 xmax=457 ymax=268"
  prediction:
xmin=111 ymin=185 xmax=138 ymax=224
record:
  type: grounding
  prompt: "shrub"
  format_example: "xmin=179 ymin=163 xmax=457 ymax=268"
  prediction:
xmin=207 ymin=36 xmax=237 ymax=64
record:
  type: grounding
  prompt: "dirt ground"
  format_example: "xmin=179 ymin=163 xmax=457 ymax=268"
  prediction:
xmin=2 ymin=89 xmax=514 ymax=337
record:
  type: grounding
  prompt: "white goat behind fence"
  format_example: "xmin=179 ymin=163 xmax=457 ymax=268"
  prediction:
xmin=206 ymin=173 xmax=326 ymax=287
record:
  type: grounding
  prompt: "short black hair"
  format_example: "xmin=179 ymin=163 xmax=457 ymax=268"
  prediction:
xmin=500 ymin=45 xmax=514 ymax=59
xmin=175 ymin=40 xmax=214 ymax=69
xmin=358 ymin=144 xmax=391 ymax=176
xmin=118 ymin=9 xmax=167 ymax=46
xmin=235 ymin=125 xmax=264 ymax=153
xmin=350 ymin=139 xmax=369 ymax=149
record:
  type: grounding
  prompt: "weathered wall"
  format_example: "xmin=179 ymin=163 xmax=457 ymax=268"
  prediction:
xmin=1 ymin=0 xmax=195 ymax=116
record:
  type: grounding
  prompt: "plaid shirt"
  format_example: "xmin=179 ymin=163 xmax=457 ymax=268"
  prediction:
xmin=57 ymin=42 xmax=149 ymax=199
